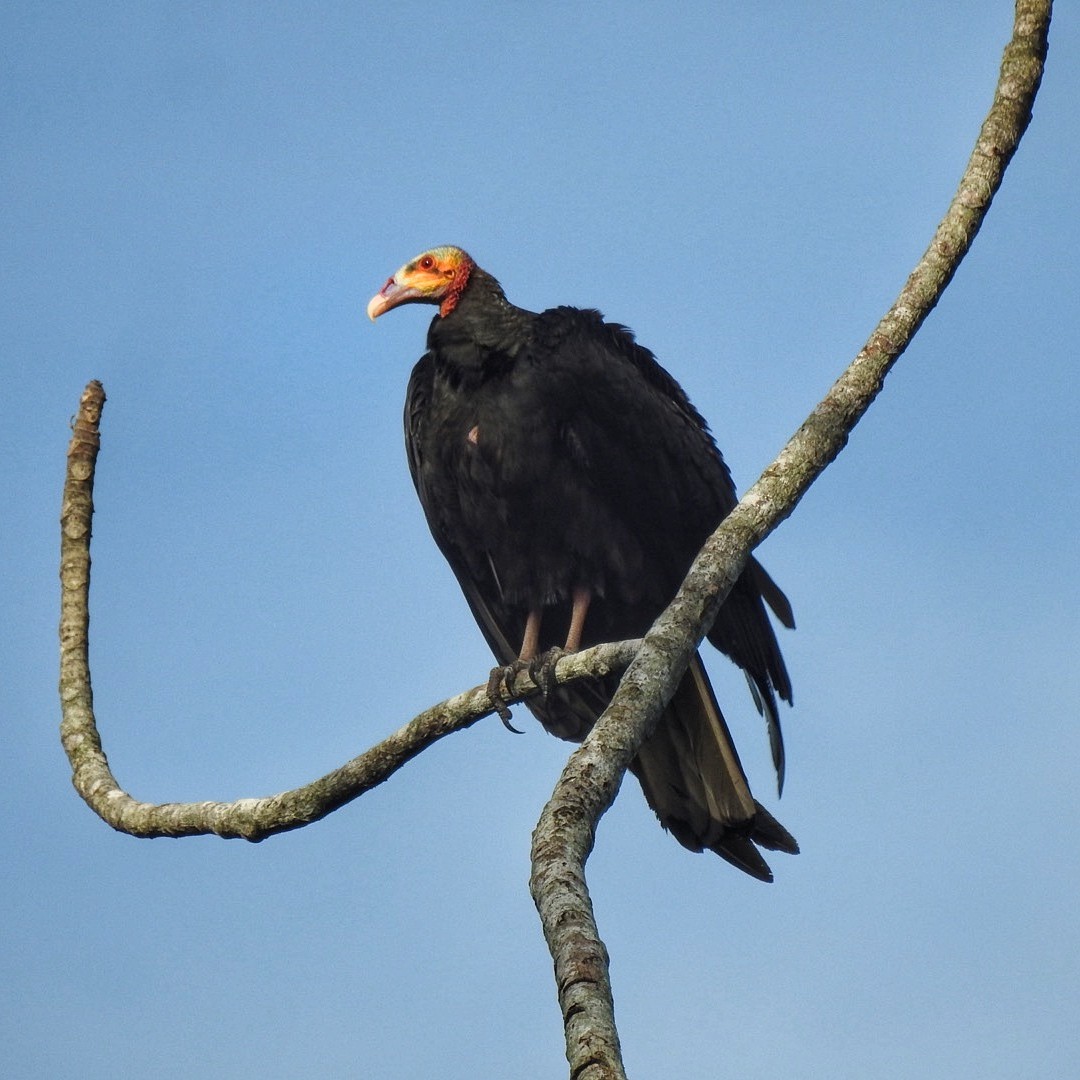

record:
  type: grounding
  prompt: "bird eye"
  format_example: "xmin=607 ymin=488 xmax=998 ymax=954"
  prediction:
xmin=419 ymin=255 xmax=436 ymax=271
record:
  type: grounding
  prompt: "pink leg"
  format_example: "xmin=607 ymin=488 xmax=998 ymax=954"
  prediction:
xmin=519 ymin=609 xmax=543 ymax=662
xmin=564 ymin=587 xmax=592 ymax=653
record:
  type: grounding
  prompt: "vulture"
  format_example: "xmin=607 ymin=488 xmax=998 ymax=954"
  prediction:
xmin=367 ymin=245 xmax=797 ymax=881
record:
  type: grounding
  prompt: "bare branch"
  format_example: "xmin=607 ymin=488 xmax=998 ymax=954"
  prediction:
xmin=56 ymin=5 xmax=1051 ymax=1077
xmin=58 ymin=392 xmax=640 ymax=838
xmin=529 ymin=4 xmax=1052 ymax=1077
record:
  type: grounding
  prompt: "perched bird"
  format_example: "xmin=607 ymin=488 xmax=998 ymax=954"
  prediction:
xmin=368 ymin=245 xmax=798 ymax=880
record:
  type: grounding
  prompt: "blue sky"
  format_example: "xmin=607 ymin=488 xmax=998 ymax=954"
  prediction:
xmin=5 ymin=3 xmax=1078 ymax=1077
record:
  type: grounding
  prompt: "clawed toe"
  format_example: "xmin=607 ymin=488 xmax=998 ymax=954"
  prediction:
xmin=528 ymin=646 xmax=567 ymax=700
xmin=486 ymin=662 xmax=527 ymax=732
xmin=486 ymin=647 xmax=569 ymax=731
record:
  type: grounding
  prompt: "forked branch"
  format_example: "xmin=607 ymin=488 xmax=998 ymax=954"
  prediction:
xmin=57 ymin=4 xmax=1050 ymax=1079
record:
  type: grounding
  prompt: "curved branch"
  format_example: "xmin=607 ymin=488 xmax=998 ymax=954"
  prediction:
xmin=529 ymin=4 xmax=1052 ymax=1077
xmin=58 ymin=387 xmax=640 ymax=839
xmin=56 ymin=5 xmax=1051 ymax=1077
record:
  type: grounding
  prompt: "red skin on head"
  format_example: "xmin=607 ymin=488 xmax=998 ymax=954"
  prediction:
xmin=437 ymin=250 xmax=473 ymax=317
xmin=367 ymin=246 xmax=475 ymax=321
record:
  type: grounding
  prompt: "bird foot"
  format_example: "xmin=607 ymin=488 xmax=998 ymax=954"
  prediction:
xmin=528 ymin=646 xmax=567 ymax=700
xmin=486 ymin=662 xmax=528 ymax=733
xmin=487 ymin=648 xmax=568 ymax=730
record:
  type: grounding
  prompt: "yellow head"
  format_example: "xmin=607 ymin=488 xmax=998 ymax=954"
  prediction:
xmin=367 ymin=246 xmax=476 ymax=320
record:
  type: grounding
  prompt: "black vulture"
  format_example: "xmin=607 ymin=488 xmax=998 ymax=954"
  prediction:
xmin=368 ymin=245 xmax=797 ymax=880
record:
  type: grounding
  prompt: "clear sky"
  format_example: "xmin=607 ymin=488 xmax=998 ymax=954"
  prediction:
xmin=5 ymin=3 xmax=1078 ymax=1078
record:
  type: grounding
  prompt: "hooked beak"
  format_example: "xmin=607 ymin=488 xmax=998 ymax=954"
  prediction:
xmin=366 ymin=276 xmax=422 ymax=321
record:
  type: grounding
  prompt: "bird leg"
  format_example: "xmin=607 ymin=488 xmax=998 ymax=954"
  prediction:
xmin=564 ymin=585 xmax=591 ymax=653
xmin=528 ymin=586 xmax=592 ymax=698
xmin=519 ymin=608 xmax=543 ymax=663
xmin=486 ymin=609 xmax=544 ymax=731
xmin=488 ymin=589 xmax=592 ymax=723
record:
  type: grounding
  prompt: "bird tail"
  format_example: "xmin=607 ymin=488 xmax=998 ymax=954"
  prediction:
xmin=628 ymin=653 xmax=798 ymax=882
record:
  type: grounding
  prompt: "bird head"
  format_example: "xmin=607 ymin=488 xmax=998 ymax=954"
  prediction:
xmin=367 ymin=246 xmax=476 ymax=321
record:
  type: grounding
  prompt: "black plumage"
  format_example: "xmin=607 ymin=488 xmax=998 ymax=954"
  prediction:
xmin=368 ymin=246 xmax=797 ymax=880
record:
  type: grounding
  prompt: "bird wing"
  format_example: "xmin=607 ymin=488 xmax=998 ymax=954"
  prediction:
xmin=521 ymin=308 xmax=794 ymax=789
xmin=404 ymin=321 xmax=797 ymax=877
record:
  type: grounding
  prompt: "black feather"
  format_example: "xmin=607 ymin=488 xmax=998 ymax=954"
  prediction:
xmin=399 ymin=258 xmax=797 ymax=879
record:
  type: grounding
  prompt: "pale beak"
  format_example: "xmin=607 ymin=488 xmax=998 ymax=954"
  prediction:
xmin=366 ymin=275 xmax=422 ymax=321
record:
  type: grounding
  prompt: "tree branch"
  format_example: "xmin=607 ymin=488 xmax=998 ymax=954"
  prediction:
xmin=57 ymin=4 xmax=1051 ymax=1076
xmin=59 ymin=408 xmax=640 ymax=839
xmin=528 ymin=4 xmax=1052 ymax=1077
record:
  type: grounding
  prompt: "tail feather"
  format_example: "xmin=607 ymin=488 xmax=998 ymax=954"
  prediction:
xmin=750 ymin=799 xmax=800 ymax=854
xmin=748 ymin=556 xmax=796 ymax=631
xmin=706 ymin=559 xmax=793 ymax=795
xmin=627 ymin=653 xmax=797 ymax=882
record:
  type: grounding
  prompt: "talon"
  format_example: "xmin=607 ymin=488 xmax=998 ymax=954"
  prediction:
xmin=528 ymin=646 xmax=567 ymax=699
xmin=487 ymin=663 xmax=526 ymax=733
